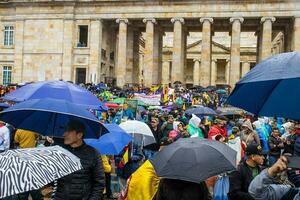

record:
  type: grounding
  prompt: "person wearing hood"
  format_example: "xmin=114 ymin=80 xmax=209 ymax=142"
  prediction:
xmin=240 ymin=119 xmax=260 ymax=146
xmin=253 ymin=120 xmax=269 ymax=152
xmin=187 ymin=114 xmax=204 ymax=138
xmin=208 ymin=119 xmax=227 ymax=140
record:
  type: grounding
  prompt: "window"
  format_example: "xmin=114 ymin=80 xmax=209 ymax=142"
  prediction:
xmin=3 ymin=66 xmax=12 ymax=86
xmin=77 ymin=25 xmax=88 ymax=47
xmin=4 ymin=26 xmax=14 ymax=46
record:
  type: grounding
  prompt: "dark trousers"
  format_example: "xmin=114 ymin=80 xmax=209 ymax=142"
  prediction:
xmin=105 ymin=173 xmax=112 ymax=197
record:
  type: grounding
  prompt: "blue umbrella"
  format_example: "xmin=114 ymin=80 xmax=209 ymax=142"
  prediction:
xmin=85 ymin=124 xmax=133 ymax=155
xmin=0 ymin=98 xmax=108 ymax=138
xmin=227 ymin=52 xmax=300 ymax=120
xmin=0 ymin=103 xmax=10 ymax=109
xmin=2 ymin=81 xmax=107 ymax=111
xmin=184 ymin=106 xmax=217 ymax=116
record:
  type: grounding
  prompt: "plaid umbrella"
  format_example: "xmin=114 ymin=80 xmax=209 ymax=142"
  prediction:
xmin=0 ymin=146 xmax=82 ymax=198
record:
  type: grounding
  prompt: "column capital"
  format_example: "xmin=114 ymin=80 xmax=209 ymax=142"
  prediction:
xmin=193 ymin=58 xmax=201 ymax=62
xmin=261 ymin=17 xmax=276 ymax=24
xmin=226 ymin=59 xmax=230 ymax=62
xmin=212 ymin=59 xmax=218 ymax=62
xmin=230 ymin=17 xmax=244 ymax=24
xmin=143 ymin=18 xmax=157 ymax=24
xmin=200 ymin=17 xmax=213 ymax=24
xmin=116 ymin=18 xmax=129 ymax=24
xmin=171 ymin=17 xmax=185 ymax=24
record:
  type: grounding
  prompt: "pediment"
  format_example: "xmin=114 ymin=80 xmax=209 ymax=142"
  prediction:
xmin=187 ymin=40 xmax=230 ymax=54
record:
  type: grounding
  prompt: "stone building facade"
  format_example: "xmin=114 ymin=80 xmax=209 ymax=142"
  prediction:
xmin=0 ymin=0 xmax=300 ymax=88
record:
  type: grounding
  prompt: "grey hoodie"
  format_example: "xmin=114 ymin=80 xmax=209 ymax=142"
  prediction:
xmin=249 ymin=169 xmax=300 ymax=200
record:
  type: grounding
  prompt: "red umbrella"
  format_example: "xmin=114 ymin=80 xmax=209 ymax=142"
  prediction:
xmin=105 ymin=102 xmax=120 ymax=109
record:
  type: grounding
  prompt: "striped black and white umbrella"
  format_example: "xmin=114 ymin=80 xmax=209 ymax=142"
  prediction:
xmin=0 ymin=145 xmax=82 ymax=198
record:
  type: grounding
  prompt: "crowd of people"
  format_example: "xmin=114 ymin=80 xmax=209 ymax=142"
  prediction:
xmin=0 ymin=82 xmax=300 ymax=200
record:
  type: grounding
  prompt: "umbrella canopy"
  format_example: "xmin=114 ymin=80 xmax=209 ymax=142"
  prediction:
xmin=0 ymin=98 xmax=108 ymax=138
xmin=184 ymin=106 xmax=217 ymax=116
xmin=112 ymin=97 xmax=126 ymax=104
xmin=150 ymin=138 xmax=236 ymax=183
xmin=227 ymin=52 xmax=300 ymax=119
xmin=215 ymin=89 xmax=227 ymax=94
xmin=105 ymin=102 xmax=120 ymax=109
xmin=85 ymin=124 xmax=133 ymax=155
xmin=0 ymin=145 xmax=82 ymax=198
xmin=0 ymin=103 xmax=10 ymax=109
xmin=119 ymin=120 xmax=155 ymax=145
xmin=2 ymin=80 xmax=107 ymax=111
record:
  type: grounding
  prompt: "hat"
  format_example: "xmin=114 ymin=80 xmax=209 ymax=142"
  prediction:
xmin=232 ymin=126 xmax=240 ymax=134
xmin=245 ymin=144 xmax=264 ymax=156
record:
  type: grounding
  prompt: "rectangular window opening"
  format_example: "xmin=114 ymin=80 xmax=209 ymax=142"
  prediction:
xmin=4 ymin=26 xmax=14 ymax=46
xmin=78 ymin=25 xmax=88 ymax=47
xmin=3 ymin=66 xmax=12 ymax=86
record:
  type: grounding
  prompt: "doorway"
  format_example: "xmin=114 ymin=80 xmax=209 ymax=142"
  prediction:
xmin=76 ymin=68 xmax=86 ymax=84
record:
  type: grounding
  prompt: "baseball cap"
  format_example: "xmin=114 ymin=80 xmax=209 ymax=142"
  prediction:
xmin=245 ymin=144 xmax=265 ymax=156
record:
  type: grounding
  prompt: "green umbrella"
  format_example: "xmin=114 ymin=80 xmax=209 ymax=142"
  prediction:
xmin=112 ymin=98 xmax=126 ymax=104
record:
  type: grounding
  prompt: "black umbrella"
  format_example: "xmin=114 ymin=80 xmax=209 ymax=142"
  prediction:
xmin=149 ymin=138 xmax=236 ymax=183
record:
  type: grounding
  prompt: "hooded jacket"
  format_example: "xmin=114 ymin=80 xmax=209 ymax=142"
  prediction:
xmin=187 ymin=115 xmax=204 ymax=138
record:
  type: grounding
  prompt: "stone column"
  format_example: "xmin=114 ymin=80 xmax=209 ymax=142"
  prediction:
xmin=211 ymin=59 xmax=217 ymax=85
xmin=126 ymin=26 xmax=134 ymax=84
xmin=200 ymin=17 xmax=213 ymax=87
xmin=132 ymin=31 xmax=141 ymax=84
xmin=225 ymin=59 xmax=230 ymax=84
xmin=162 ymin=60 xmax=171 ymax=84
xmin=171 ymin=17 xmax=185 ymax=84
xmin=14 ymin=18 xmax=25 ymax=83
xmin=193 ymin=59 xmax=200 ymax=86
xmin=292 ymin=17 xmax=300 ymax=51
xmin=261 ymin=17 xmax=276 ymax=61
xmin=89 ymin=19 xmax=102 ymax=84
xmin=229 ymin=17 xmax=243 ymax=87
xmin=143 ymin=18 xmax=158 ymax=86
xmin=241 ymin=62 xmax=251 ymax=77
xmin=116 ymin=18 xmax=128 ymax=87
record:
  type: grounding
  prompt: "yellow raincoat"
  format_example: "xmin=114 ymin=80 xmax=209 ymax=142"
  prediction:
xmin=122 ymin=160 xmax=160 ymax=200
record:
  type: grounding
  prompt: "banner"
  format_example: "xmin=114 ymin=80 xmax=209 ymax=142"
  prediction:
xmin=134 ymin=93 xmax=160 ymax=106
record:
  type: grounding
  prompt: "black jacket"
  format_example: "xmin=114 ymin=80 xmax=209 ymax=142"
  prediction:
xmin=228 ymin=160 xmax=261 ymax=200
xmin=55 ymin=143 xmax=105 ymax=200
xmin=268 ymin=135 xmax=284 ymax=156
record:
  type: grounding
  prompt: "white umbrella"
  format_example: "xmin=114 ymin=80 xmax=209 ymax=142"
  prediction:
xmin=0 ymin=146 xmax=82 ymax=198
xmin=119 ymin=120 xmax=155 ymax=146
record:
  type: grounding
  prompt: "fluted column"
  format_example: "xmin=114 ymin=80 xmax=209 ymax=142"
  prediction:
xmin=261 ymin=17 xmax=276 ymax=61
xmin=171 ymin=17 xmax=185 ymax=84
xmin=292 ymin=17 xmax=300 ymax=51
xmin=200 ymin=17 xmax=213 ymax=87
xmin=229 ymin=17 xmax=243 ymax=87
xmin=116 ymin=18 xmax=128 ymax=87
xmin=193 ymin=59 xmax=200 ymax=86
xmin=225 ymin=59 xmax=230 ymax=84
xmin=211 ymin=59 xmax=217 ymax=85
xmin=241 ymin=62 xmax=250 ymax=77
xmin=89 ymin=19 xmax=102 ymax=83
xmin=162 ymin=60 xmax=171 ymax=84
